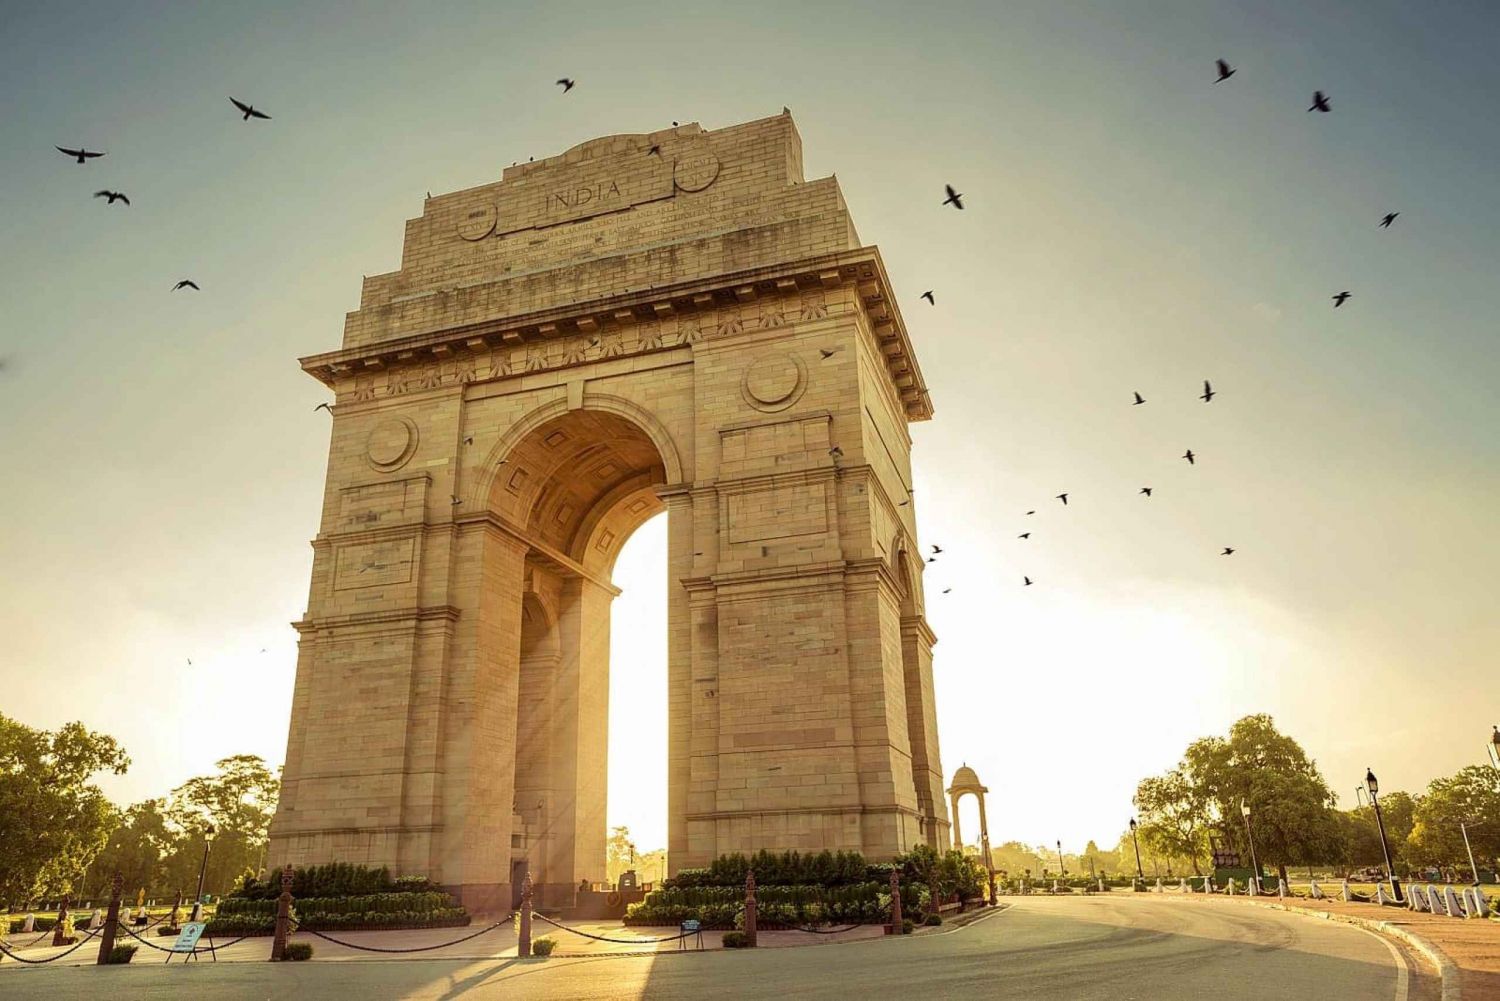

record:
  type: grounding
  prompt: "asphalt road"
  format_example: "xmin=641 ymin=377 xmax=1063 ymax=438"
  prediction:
xmin=0 ymin=896 xmax=1429 ymax=1000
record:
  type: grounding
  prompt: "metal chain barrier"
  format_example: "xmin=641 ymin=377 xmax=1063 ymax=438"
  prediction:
xmin=290 ymin=913 xmax=516 ymax=954
xmin=0 ymin=926 xmax=103 ymax=965
xmin=788 ymin=922 xmax=863 ymax=935
xmin=116 ymin=920 xmax=256 ymax=955
xmin=530 ymin=911 xmax=696 ymax=945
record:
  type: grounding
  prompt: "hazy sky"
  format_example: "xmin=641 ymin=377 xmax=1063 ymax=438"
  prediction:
xmin=2 ymin=1 xmax=1497 ymax=858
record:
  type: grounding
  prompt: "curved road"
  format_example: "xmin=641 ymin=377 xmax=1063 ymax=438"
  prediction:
xmin=3 ymin=896 xmax=1431 ymax=1000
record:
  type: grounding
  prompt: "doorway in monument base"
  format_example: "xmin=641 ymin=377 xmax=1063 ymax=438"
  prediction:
xmin=495 ymin=405 xmax=675 ymax=911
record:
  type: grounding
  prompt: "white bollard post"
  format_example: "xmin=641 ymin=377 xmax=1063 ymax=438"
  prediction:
xmin=1443 ymin=886 xmax=1464 ymax=918
xmin=1472 ymin=887 xmax=1491 ymax=918
xmin=1179 ymin=878 xmax=1188 ymax=893
xmin=1408 ymin=886 xmax=1425 ymax=911
xmin=1248 ymin=874 xmax=1259 ymax=896
xmin=1278 ymin=878 xmax=1288 ymax=899
xmin=1155 ymin=878 xmax=1163 ymax=893
xmin=21 ymin=913 xmax=34 ymax=933
xmin=1228 ymin=878 xmax=1237 ymax=896
xmin=1203 ymin=876 xmax=1214 ymax=894
xmin=1341 ymin=879 xmax=1353 ymax=902
xmin=1310 ymin=879 xmax=1324 ymax=900
xmin=1426 ymin=885 xmax=1444 ymax=915
xmin=1375 ymin=885 xmax=1392 ymax=906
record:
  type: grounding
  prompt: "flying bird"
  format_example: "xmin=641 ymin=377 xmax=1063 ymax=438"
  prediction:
xmin=899 ymin=499 xmax=909 ymax=507
xmin=1308 ymin=91 xmax=1331 ymax=113
xmin=1133 ymin=391 xmax=1145 ymax=405
xmin=1018 ymin=532 xmax=1030 ymax=539
xmin=926 ymin=556 xmax=937 ymax=564
xmin=1056 ymin=493 xmax=1069 ymax=505
xmin=463 ymin=435 xmax=474 ymax=445
xmin=942 ymin=184 xmax=964 ymax=210
xmin=93 ymin=190 xmax=129 ymax=205
xmin=1221 ymin=547 xmax=1235 ymax=556
xmin=187 ymin=658 xmax=193 ymax=666
xmin=1026 ymin=510 xmax=1035 ymax=516
xmin=920 ymin=290 xmax=935 ymax=305
xmin=56 ymin=145 xmax=105 ymax=164
xmin=1023 ymin=576 xmax=1033 ymax=586
xmin=1199 ymin=380 xmax=1215 ymax=403
xmin=1140 ymin=487 xmax=1152 ymax=497
xmin=230 ymin=97 xmax=272 ymax=121
xmin=172 ymin=280 xmax=199 ymax=291
xmin=1332 ymin=291 xmax=1351 ymax=308
xmin=942 ymin=588 xmax=952 ymax=594
xmin=451 ymin=495 xmax=462 ymax=506
xmin=931 ymin=545 xmax=943 ymax=554
xmin=819 ymin=348 xmax=838 ymax=359
xmin=1379 ymin=212 xmax=1399 ymax=228
xmin=1183 ymin=449 xmax=1196 ymax=465
xmin=829 ymin=446 xmax=844 ymax=458
xmin=314 ymin=403 xmax=332 ymax=413
xmin=1214 ymin=59 xmax=1236 ymax=83
xmin=557 ymin=78 xmax=575 ymax=93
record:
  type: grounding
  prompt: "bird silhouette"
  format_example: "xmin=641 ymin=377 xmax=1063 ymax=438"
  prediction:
xmin=187 ymin=658 xmax=193 ymax=666
xmin=942 ymin=588 xmax=952 ymax=594
xmin=942 ymin=184 xmax=964 ymax=210
xmin=1023 ymin=576 xmax=1033 ymax=586
xmin=56 ymin=145 xmax=105 ymax=164
xmin=1133 ymin=391 xmax=1146 ymax=405
xmin=920 ymin=290 xmax=935 ymax=305
xmin=1018 ymin=532 xmax=1030 ymax=539
xmin=172 ymin=280 xmax=199 ymax=291
xmin=819 ymin=348 xmax=838 ymax=359
xmin=1380 ymin=212 xmax=1399 ymax=228
xmin=1332 ymin=291 xmax=1352 ymax=308
xmin=828 ymin=446 xmax=843 ymax=458
xmin=1056 ymin=493 xmax=1069 ymax=505
xmin=1199 ymin=380 xmax=1215 ymax=403
xmin=463 ymin=435 xmax=474 ymax=445
xmin=1026 ymin=510 xmax=1035 ymax=516
xmin=931 ymin=545 xmax=943 ymax=554
xmin=926 ymin=557 xmax=937 ymax=564
xmin=1308 ymin=91 xmax=1331 ymax=113
xmin=1140 ymin=487 xmax=1152 ymax=497
xmin=1215 ymin=59 xmax=1236 ymax=83
xmin=1221 ymin=547 xmax=1235 ymax=556
xmin=451 ymin=495 xmax=462 ymax=506
xmin=1183 ymin=450 xmax=1196 ymax=465
xmin=899 ymin=499 xmax=909 ymax=507
xmin=314 ymin=403 xmax=332 ymax=413
xmin=647 ymin=144 xmax=661 ymax=156
xmin=230 ymin=97 xmax=272 ymax=121
xmin=93 ymin=190 xmax=129 ymax=205
xmin=557 ymin=78 xmax=575 ymax=93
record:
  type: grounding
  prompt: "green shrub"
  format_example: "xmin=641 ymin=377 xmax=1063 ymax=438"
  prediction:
xmin=721 ymin=931 xmax=748 ymax=948
xmin=283 ymin=941 xmax=313 ymax=961
xmin=663 ymin=850 xmax=871 ymax=890
xmin=155 ymin=925 xmax=181 ymax=937
xmin=901 ymin=918 xmax=914 ymax=935
xmin=924 ymin=914 xmax=942 ymax=927
xmin=531 ymin=936 xmax=556 ymax=956
xmin=6 ymin=917 xmax=59 ymax=934
xmin=105 ymin=944 xmax=137 ymax=964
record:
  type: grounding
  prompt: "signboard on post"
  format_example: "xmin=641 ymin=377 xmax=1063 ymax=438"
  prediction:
xmin=679 ymin=919 xmax=702 ymax=951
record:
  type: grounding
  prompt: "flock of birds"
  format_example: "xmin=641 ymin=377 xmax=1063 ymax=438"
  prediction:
xmin=918 ymin=60 xmax=1404 ymax=589
xmin=41 ymin=66 xmax=1404 ymax=600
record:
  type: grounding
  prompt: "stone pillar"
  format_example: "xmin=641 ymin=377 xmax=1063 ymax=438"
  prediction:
xmin=270 ymin=865 xmax=294 ymax=961
xmin=169 ymin=889 xmax=182 ymax=929
xmin=888 ymin=868 xmax=902 ymax=933
xmin=949 ymin=793 xmax=964 ymax=851
xmin=744 ymin=871 xmax=757 ymax=948
xmin=518 ymin=871 xmax=533 ymax=958
xmin=95 ymin=872 xmax=123 ymax=964
xmin=52 ymin=894 xmax=70 ymax=947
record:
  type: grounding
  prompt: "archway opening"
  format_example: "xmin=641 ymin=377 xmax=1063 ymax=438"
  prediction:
xmin=604 ymin=512 xmax=668 ymax=886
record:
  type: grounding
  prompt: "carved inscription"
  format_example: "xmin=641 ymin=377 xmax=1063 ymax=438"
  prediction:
xmin=334 ymin=538 xmax=415 ymax=590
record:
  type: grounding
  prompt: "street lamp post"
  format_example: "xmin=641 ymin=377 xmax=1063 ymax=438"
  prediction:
xmin=1056 ymin=841 xmax=1066 ymax=878
xmin=191 ymin=823 xmax=216 ymax=922
xmin=1365 ymin=769 xmax=1403 ymax=902
xmin=1355 ymin=785 xmax=1368 ymax=808
xmin=1128 ymin=818 xmax=1145 ymax=881
xmin=1455 ymin=819 xmax=1481 ymax=885
xmin=1239 ymin=800 xmax=1262 ymax=891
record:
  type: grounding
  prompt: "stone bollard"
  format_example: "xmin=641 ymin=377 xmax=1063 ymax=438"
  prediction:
xmin=1179 ymin=878 xmax=1187 ymax=893
xmin=1471 ymin=887 xmax=1491 ymax=918
xmin=1310 ymin=879 xmax=1324 ymax=900
xmin=1341 ymin=879 xmax=1352 ymax=902
xmin=1375 ymin=885 xmax=1393 ymax=906
xmin=1278 ymin=878 xmax=1289 ymax=899
xmin=169 ymin=889 xmax=182 ymax=931
xmin=270 ymin=864 xmax=294 ymax=961
xmin=518 ymin=871 xmax=534 ymax=957
xmin=96 ymin=872 xmax=123 ymax=965
xmin=1408 ymin=885 xmax=1426 ymax=911
xmin=1155 ymin=878 xmax=1163 ymax=893
xmin=1227 ymin=878 xmax=1237 ymax=896
xmin=52 ymin=894 xmax=71 ymax=947
xmin=888 ymin=869 xmax=902 ymax=934
xmin=1425 ymin=885 xmax=1443 ymax=915
xmin=744 ymin=870 xmax=758 ymax=948
xmin=1248 ymin=875 xmax=1259 ymax=896
xmin=1443 ymin=886 xmax=1464 ymax=918
xmin=21 ymin=912 xmax=34 ymax=933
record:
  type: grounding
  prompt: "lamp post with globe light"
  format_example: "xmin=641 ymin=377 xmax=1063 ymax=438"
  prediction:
xmin=1239 ymin=800 xmax=1262 ymax=891
xmin=191 ymin=823 xmax=216 ymax=922
xmin=1128 ymin=818 xmax=1145 ymax=882
xmin=1365 ymin=769 xmax=1403 ymax=902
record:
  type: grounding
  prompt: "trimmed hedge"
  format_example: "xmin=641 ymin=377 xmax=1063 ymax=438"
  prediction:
xmin=6 ymin=917 xmax=58 ymax=934
xmin=231 ymin=863 xmax=438 ymax=901
xmin=218 ymin=891 xmax=457 ymax=918
xmin=624 ymin=881 xmax=923 ymax=928
xmin=665 ymin=850 xmax=877 ymax=889
xmin=283 ymin=941 xmax=313 ymax=961
xmin=206 ymin=890 xmax=468 ymax=937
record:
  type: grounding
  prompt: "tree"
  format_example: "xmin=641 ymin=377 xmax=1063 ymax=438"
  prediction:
xmin=162 ymin=755 xmax=280 ymax=898
xmin=1133 ymin=766 xmax=1211 ymax=874
xmin=606 ymin=825 xmax=639 ymax=885
xmin=1183 ymin=715 xmax=1344 ymax=882
xmin=1343 ymin=791 xmax=1415 ymax=871
xmin=1406 ymin=766 xmax=1500 ymax=875
xmin=88 ymin=799 xmax=177 ymax=901
xmin=990 ymin=840 xmax=1044 ymax=879
xmin=0 ymin=713 xmax=129 ymax=904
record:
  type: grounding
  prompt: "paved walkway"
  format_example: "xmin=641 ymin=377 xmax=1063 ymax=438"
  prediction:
xmin=0 ymin=896 xmax=1433 ymax=1000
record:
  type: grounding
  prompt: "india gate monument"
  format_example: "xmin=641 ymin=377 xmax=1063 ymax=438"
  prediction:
xmin=268 ymin=111 xmax=949 ymax=911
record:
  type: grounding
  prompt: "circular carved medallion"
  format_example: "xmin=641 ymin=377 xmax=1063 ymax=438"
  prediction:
xmin=673 ymin=150 xmax=721 ymax=193
xmin=366 ymin=416 xmax=419 ymax=471
xmin=456 ymin=203 xmax=498 ymax=241
xmin=741 ymin=353 xmax=806 ymax=412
